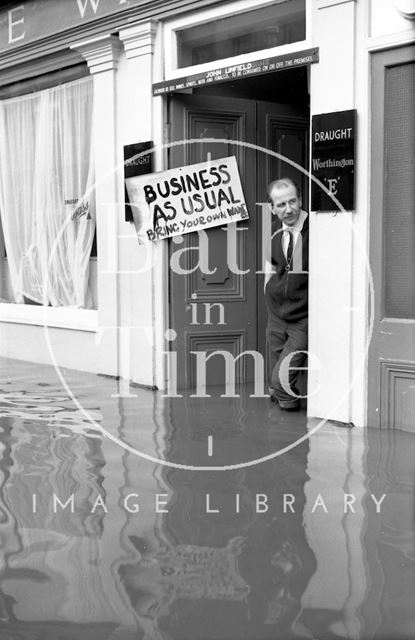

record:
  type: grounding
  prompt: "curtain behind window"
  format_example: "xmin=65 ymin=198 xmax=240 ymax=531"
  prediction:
xmin=0 ymin=75 xmax=95 ymax=307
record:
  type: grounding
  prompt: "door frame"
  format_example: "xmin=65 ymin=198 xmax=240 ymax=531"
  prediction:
xmin=367 ymin=44 xmax=415 ymax=428
xmin=166 ymin=87 xmax=310 ymax=392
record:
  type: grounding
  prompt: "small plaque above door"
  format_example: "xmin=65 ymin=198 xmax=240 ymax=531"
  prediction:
xmin=153 ymin=47 xmax=319 ymax=95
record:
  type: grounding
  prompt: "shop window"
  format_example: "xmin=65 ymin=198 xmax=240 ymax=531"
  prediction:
xmin=0 ymin=74 xmax=96 ymax=309
xmin=176 ymin=0 xmax=306 ymax=68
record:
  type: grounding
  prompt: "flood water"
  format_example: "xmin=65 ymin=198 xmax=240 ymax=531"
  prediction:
xmin=0 ymin=357 xmax=414 ymax=640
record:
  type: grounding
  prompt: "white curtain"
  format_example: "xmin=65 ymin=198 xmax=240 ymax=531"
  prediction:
xmin=0 ymin=75 xmax=95 ymax=307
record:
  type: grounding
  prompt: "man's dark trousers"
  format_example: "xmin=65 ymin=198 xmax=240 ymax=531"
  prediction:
xmin=267 ymin=314 xmax=308 ymax=406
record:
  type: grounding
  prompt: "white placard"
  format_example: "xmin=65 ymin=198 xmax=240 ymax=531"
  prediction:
xmin=125 ymin=156 xmax=248 ymax=243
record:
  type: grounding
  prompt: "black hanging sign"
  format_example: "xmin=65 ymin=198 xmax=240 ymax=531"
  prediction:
xmin=153 ymin=48 xmax=319 ymax=95
xmin=311 ymin=109 xmax=356 ymax=212
xmin=124 ymin=141 xmax=153 ymax=222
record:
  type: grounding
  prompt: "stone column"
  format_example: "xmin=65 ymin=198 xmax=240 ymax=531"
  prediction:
xmin=308 ymin=0 xmax=359 ymax=424
xmin=117 ymin=21 xmax=160 ymax=389
xmin=71 ymin=35 xmax=123 ymax=377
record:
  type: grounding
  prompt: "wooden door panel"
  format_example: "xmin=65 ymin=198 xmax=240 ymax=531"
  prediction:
xmin=183 ymin=227 xmax=245 ymax=300
xmin=380 ymin=362 xmax=415 ymax=433
xmin=169 ymin=95 xmax=257 ymax=390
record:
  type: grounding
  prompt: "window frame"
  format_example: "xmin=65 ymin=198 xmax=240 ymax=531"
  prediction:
xmin=0 ymin=66 xmax=98 ymax=322
xmin=0 ymin=303 xmax=97 ymax=331
xmin=163 ymin=0 xmax=311 ymax=80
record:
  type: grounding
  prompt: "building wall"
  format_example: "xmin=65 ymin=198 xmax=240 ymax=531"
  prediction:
xmin=308 ymin=0 xmax=414 ymax=427
xmin=0 ymin=0 xmax=413 ymax=422
xmin=0 ymin=1 xmax=215 ymax=386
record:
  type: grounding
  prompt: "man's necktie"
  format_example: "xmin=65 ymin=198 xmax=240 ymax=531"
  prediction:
xmin=285 ymin=229 xmax=293 ymax=268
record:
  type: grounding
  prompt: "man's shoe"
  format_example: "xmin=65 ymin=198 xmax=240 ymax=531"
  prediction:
xmin=278 ymin=400 xmax=301 ymax=411
xmin=269 ymin=391 xmax=301 ymax=411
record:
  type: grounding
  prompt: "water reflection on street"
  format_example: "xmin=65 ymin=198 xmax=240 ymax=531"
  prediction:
xmin=0 ymin=358 xmax=414 ymax=640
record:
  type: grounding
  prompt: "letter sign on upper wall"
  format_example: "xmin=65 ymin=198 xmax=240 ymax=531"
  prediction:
xmin=0 ymin=1 xmax=144 ymax=52
xmin=311 ymin=109 xmax=357 ymax=212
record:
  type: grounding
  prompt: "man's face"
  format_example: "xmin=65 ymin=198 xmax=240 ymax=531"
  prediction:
xmin=270 ymin=184 xmax=302 ymax=227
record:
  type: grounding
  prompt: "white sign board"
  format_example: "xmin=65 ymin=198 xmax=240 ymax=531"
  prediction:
xmin=125 ymin=156 xmax=248 ymax=243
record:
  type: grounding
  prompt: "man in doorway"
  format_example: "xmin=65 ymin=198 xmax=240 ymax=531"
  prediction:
xmin=264 ymin=178 xmax=308 ymax=411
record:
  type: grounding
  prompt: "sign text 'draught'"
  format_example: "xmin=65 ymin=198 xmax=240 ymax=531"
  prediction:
xmin=311 ymin=109 xmax=357 ymax=212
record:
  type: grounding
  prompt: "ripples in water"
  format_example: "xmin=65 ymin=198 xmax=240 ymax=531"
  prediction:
xmin=0 ymin=357 xmax=414 ymax=640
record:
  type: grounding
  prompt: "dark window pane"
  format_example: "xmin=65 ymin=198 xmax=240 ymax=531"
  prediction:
xmin=383 ymin=62 xmax=415 ymax=318
xmin=177 ymin=0 xmax=306 ymax=68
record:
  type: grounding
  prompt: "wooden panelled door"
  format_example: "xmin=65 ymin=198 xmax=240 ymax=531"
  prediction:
xmin=169 ymin=93 xmax=308 ymax=390
xmin=368 ymin=46 xmax=415 ymax=430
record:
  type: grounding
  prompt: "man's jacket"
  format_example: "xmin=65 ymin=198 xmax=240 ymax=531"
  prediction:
xmin=265 ymin=215 xmax=309 ymax=322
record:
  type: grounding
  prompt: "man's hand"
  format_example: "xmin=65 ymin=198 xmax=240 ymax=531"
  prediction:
xmin=264 ymin=259 xmax=275 ymax=291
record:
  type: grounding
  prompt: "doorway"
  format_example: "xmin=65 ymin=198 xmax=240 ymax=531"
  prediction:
xmin=168 ymin=69 xmax=309 ymax=391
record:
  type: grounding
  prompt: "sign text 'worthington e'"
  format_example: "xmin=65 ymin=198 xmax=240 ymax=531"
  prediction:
xmin=311 ymin=109 xmax=357 ymax=212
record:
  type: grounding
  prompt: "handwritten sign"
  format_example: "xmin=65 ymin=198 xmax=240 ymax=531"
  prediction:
xmin=125 ymin=156 xmax=248 ymax=243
